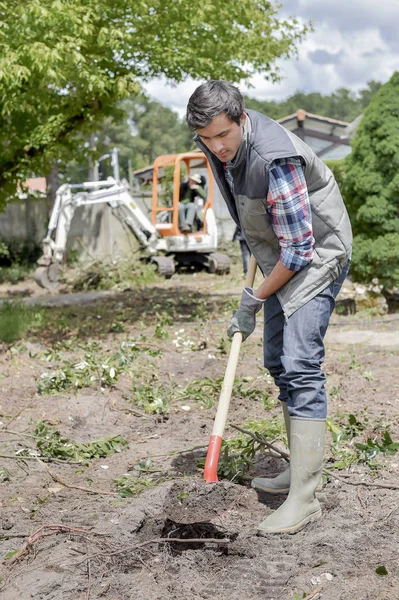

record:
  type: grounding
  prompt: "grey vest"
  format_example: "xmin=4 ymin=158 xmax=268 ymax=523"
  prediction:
xmin=195 ymin=109 xmax=352 ymax=317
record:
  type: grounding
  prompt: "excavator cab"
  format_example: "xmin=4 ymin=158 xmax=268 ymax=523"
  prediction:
xmin=151 ymin=152 xmax=214 ymax=237
xmin=146 ymin=151 xmax=229 ymax=275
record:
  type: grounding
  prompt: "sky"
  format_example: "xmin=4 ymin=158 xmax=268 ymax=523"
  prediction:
xmin=143 ymin=0 xmax=399 ymax=117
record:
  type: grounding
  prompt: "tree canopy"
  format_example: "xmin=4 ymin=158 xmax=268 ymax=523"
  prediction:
xmin=0 ymin=0 xmax=309 ymax=204
xmin=342 ymin=72 xmax=399 ymax=288
xmin=64 ymin=95 xmax=195 ymax=183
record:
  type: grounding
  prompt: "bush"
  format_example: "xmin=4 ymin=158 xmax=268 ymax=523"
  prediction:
xmin=342 ymin=72 xmax=399 ymax=289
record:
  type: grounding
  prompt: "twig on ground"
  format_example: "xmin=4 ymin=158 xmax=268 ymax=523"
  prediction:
xmin=0 ymin=532 xmax=31 ymax=539
xmin=356 ymin=487 xmax=367 ymax=509
xmin=6 ymin=524 xmax=105 ymax=565
xmin=4 ymin=429 xmax=39 ymax=440
xmin=323 ymin=468 xmax=399 ymax=490
xmin=37 ymin=459 xmax=118 ymax=496
xmin=303 ymin=587 xmax=323 ymax=600
xmin=111 ymin=404 xmax=149 ymax=418
xmin=85 ymin=542 xmax=92 ymax=600
xmin=381 ymin=503 xmax=399 ymax=521
xmin=140 ymin=444 xmax=208 ymax=460
xmin=72 ymin=537 xmax=231 ymax=567
xmin=0 ymin=453 xmax=82 ymax=464
xmin=2 ymin=406 xmax=32 ymax=430
xmin=230 ymin=424 xmax=290 ymax=461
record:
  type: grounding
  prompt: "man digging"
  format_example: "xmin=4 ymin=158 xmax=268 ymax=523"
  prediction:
xmin=185 ymin=80 xmax=352 ymax=535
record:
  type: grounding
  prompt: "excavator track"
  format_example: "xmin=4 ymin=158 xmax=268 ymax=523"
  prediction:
xmin=207 ymin=252 xmax=230 ymax=275
xmin=150 ymin=256 xmax=175 ymax=279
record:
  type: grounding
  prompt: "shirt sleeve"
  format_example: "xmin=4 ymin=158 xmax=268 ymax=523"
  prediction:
xmin=267 ymin=157 xmax=314 ymax=272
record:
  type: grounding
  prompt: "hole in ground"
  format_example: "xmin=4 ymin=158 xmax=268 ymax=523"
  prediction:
xmin=161 ymin=519 xmax=235 ymax=555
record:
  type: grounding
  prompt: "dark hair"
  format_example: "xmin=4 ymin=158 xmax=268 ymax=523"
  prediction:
xmin=186 ymin=80 xmax=245 ymax=131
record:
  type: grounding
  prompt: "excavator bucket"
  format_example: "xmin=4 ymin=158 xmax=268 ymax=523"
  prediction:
xmin=33 ymin=264 xmax=61 ymax=291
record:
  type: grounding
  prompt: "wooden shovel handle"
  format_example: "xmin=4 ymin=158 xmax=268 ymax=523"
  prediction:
xmin=203 ymin=254 xmax=258 ymax=482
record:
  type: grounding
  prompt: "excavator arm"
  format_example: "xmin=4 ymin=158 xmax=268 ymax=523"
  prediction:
xmin=34 ymin=179 xmax=163 ymax=290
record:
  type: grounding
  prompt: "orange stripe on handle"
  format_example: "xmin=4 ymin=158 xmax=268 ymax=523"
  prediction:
xmin=203 ymin=435 xmax=222 ymax=483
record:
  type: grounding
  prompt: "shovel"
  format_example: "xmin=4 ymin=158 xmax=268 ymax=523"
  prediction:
xmin=203 ymin=254 xmax=258 ymax=483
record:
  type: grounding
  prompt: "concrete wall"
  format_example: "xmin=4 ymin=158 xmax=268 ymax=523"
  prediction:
xmin=65 ymin=203 xmax=141 ymax=260
xmin=0 ymin=196 xmax=48 ymax=247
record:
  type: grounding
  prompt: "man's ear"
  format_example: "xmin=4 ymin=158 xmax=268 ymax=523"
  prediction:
xmin=240 ymin=113 xmax=247 ymax=125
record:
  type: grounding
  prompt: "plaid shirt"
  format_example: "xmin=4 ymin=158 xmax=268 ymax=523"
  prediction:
xmin=225 ymin=157 xmax=314 ymax=271
xmin=267 ymin=157 xmax=314 ymax=271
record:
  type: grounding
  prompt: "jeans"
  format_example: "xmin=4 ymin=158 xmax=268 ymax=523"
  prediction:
xmin=263 ymin=264 xmax=349 ymax=419
xmin=239 ymin=240 xmax=250 ymax=275
xmin=178 ymin=202 xmax=197 ymax=228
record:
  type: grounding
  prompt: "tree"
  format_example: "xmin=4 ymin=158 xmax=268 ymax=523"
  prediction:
xmin=0 ymin=0 xmax=309 ymax=205
xmin=63 ymin=94 xmax=194 ymax=183
xmin=342 ymin=72 xmax=399 ymax=289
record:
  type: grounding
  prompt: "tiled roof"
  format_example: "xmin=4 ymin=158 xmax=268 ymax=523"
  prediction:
xmin=278 ymin=110 xmax=350 ymax=127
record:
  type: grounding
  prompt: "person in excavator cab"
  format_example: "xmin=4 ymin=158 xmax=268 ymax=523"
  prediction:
xmin=178 ymin=173 xmax=207 ymax=233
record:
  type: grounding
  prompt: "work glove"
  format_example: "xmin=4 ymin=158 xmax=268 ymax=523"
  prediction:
xmin=227 ymin=287 xmax=266 ymax=342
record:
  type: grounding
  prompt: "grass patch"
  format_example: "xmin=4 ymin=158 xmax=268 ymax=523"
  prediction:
xmin=0 ymin=301 xmax=45 ymax=344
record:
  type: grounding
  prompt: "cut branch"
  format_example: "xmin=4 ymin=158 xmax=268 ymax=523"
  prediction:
xmin=6 ymin=524 xmax=105 ymax=565
xmin=38 ymin=459 xmax=117 ymax=496
xmin=230 ymin=424 xmax=290 ymax=461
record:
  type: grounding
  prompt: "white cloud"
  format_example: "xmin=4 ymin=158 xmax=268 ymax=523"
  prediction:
xmin=142 ymin=1 xmax=399 ymax=115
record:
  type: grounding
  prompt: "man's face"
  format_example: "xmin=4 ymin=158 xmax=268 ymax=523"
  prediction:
xmin=196 ymin=112 xmax=246 ymax=163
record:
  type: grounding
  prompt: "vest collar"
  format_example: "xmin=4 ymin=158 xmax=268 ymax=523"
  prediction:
xmin=227 ymin=113 xmax=251 ymax=169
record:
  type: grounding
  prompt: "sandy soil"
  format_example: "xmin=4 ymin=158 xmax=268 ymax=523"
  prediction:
xmin=0 ymin=266 xmax=398 ymax=600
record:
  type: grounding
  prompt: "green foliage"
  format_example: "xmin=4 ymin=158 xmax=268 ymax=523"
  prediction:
xmin=0 ymin=243 xmax=9 ymax=259
xmin=324 ymin=159 xmax=346 ymax=191
xmin=0 ymin=241 xmax=42 ymax=284
xmin=131 ymin=380 xmax=170 ymax=415
xmin=0 ymin=264 xmax=31 ymax=285
xmin=36 ymin=339 xmax=159 ymax=395
xmin=327 ymin=413 xmax=399 ymax=470
xmin=0 ymin=467 xmax=11 ymax=483
xmin=37 ymin=359 xmax=119 ymax=394
xmin=0 ymin=0 xmax=309 ymax=203
xmin=114 ymin=474 xmax=158 ymax=498
xmin=0 ymin=301 xmax=44 ymax=344
xmin=354 ymin=431 xmax=399 ymax=465
xmin=292 ymin=593 xmax=306 ymax=600
xmin=200 ymin=417 xmax=286 ymax=481
xmin=342 ymin=72 xmax=399 ymax=288
xmin=66 ymin=258 xmax=158 ymax=291
xmin=154 ymin=312 xmax=171 ymax=339
xmin=30 ymin=421 xmax=128 ymax=463
xmin=64 ymin=95 xmax=195 ymax=182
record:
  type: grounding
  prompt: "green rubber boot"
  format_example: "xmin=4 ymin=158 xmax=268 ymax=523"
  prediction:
xmin=257 ymin=417 xmax=325 ymax=535
xmin=251 ymin=402 xmax=291 ymax=494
